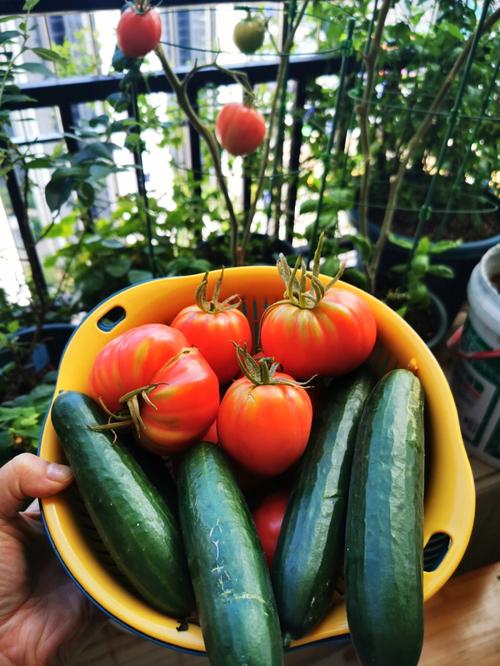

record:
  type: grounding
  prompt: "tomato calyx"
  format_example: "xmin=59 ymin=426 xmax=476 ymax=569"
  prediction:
xmin=92 ymin=347 xmax=195 ymax=437
xmin=275 ymin=233 xmax=345 ymax=310
xmin=234 ymin=343 xmax=310 ymax=388
xmin=125 ymin=0 xmax=153 ymax=15
xmin=195 ymin=268 xmax=242 ymax=314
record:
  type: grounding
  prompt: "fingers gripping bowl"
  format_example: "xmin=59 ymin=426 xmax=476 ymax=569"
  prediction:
xmin=39 ymin=267 xmax=475 ymax=653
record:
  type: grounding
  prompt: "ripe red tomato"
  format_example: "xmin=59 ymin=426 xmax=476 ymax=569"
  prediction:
xmin=89 ymin=324 xmax=188 ymax=411
xmin=201 ymin=419 xmax=218 ymax=444
xmin=117 ymin=5 xmax=162 ymax=58
xmin=140 ymin=348 xmax=220 ymax=454
xmin=260 ymin=248 xmax=376 ymax=379
xmin=217 ymin=351 xmax=312 ymax=476
xmin=253 ymin=491 xmax=289 ymax=568
xmin=215 ymin=103 xmax=266 ymax=156
xmin=170 ymin=272 xmax=252 ymax=385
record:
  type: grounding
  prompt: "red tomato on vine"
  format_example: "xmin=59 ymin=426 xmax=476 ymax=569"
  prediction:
xmin=217 ymin=345 xmax=312 ymax=476
xmin=260 ymin=234 xmax=377 ymax=380
xmin=170 ymin=269 xmax=252 ymax=385
xmin=215 ymin=102 xmax=266 ymax=156
xmin=253 ymin=490 xmax=289 ymax=567
xmin=117 ymin=3 xmax=162 ymax=58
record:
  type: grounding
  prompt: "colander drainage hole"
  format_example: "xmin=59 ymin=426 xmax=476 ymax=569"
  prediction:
xmin=423 ymin=532 xmax=451 ymax=572
xmin=97 ymin=306 xmax=126 ymax=332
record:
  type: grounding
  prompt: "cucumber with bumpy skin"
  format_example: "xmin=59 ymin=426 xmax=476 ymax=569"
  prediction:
xmin=51 ymin=390 xmax=194 ymax=617
xmin=177 ymin=443 xmax=283 ymax=666
xmin=272 ymin=368 xmax=373 ymax=638
xmin=345 ymin=369 xmax=425 ymax=666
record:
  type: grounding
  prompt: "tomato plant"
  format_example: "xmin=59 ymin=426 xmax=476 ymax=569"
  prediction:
xmin=252 ymin=490 xmax=289 ymax=567
xmin=140 ymin=348 xmax=220 ymax=454
xmin=171 ymin=270 xmax=252 ymax=385
xmin=117 ymin=3 xmax=162 ymax=58
xmin=215 ymin=103 xmax=266 ymax=156
xmin=89 ymin=323 xmax=188 ymax=411
xmin=217 ymin=346 xmax=312 ymax=476
xmin=233 ymin=13 xmax=266 ymax=54
xmin=260 ymin=236 xmax=377 ymax=379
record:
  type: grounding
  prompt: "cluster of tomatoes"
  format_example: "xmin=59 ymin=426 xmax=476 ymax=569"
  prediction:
xmin=116 ymin=2 xmax=267 ymax=157
xmin=88 ymin=251 xmax=377 ymax=562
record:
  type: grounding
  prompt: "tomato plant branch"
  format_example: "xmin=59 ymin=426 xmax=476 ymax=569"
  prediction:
xmin=154 ymin=45 xmax=240 ymax=265
xmin=367 ymin=6 xmax=500 ymax=293
xmin=356 ymin=0 xmax=391 ymax=240
xmin=242 ymin=0 xmax=311 ymax=253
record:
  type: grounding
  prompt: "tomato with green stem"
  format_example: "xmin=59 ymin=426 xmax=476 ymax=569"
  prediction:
xmin=260 ymin=234 xmax=377 ymax=380
xmin=253 ymin=490 xmax=289 ymax=568
xmin=233 ymin=13 xmax=266 ymax=54
xmin=170 ymin=269 xmax=252 ymax=385
xmin=117 ymin=2 xmax=162 ymax=58
xmin=89 ymin=325 xmax=219 ymax=454
xmin=217 ymin=345 xmax=312 ymax=476
xmin=89 ymin=323 xmax=188 ymax=412
xmin=215 ymin=102 xmax=266 ymax=156
xmin=139 ymin=348 xmax=220 ymax=454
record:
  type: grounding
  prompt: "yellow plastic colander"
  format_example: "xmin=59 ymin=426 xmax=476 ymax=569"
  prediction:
xmin=39 ymin=268 xmax=475 ymax=654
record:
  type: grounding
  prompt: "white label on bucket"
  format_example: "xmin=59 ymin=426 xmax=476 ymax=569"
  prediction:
xmin=452 ymin=361 xmax=497 ymax=444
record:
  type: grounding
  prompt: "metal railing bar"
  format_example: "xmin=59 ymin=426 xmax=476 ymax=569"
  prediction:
xmin=285 ymin=77 xmax=308 ymax=241
xmin=0 ymin=0 xmax=276 ymax=15
xmin=4 ymin=55 xmax=345 ymax=111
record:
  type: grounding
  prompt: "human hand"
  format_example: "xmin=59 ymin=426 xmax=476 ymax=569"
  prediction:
xmin=0 ymin=454 xmax=99 ymax=666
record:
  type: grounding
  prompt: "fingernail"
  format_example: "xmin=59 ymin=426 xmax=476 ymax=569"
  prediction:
xmin=47 ymin=463 xmax=73 ymax=482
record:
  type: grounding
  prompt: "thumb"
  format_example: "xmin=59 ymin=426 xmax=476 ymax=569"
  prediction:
xmin=0 ymin=453 xmax=73 ymax=521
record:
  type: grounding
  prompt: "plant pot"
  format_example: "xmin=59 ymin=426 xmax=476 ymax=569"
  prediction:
xmin=10 ymin=323 xmax=76 ymax=372
xmin=349 ymin=208 xmax=500 ymax=323
xmin=394 ymin=291 xmax=449 ymax=352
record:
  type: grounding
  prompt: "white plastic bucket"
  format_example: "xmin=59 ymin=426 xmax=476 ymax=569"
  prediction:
xmin=450 ymin=243 xmax=500 ymax=467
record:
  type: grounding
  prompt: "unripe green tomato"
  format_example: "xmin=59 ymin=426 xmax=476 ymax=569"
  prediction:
xmin=411 ymin=254 xmax=430 ymax=275
xmin=233 ymin=17 xmax=265 ymax=54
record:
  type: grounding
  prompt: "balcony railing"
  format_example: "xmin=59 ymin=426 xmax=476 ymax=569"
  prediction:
xmin=0 ymin=1 xmax=352 ymax=300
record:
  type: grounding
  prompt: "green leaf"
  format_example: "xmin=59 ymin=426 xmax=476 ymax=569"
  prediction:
xmin=342 ymin=268 xmax=368 ymax=290
xmin=429 ymin=239 xmax=462 ymax=254
xmin=26 ymin=156 xmax=53 ymax=169
xmin=2 ymin=93 xmax=36 ymax=105
xmin=105 ymin=257 xmax=132 ymax=278
xmin=89 ymin=114 xmax=109 ymax=128
xmin=45 ymin=176 xmax=74 ymax=211
xmin=23 ymin=0 xmax=40 ymax=11
xmin=107 ymin=91 xmax=130 ymax=112
xmin=89 ymin=164 xmax=113 ymax=179
xmin=321 ymin=256 xmax=340 ymax=277
xmin=78 ymin=182 xmax=95 ymax=208
xmin=300 ymin=199 xmax=319 ymax=215
xmin=128 ymin=269 xmax=153 ymax=284
xmin=427 ymin=264 xmax=455 ymax=279
xmin=125 ymin=133 xmax=143 ymax=151
xmin=32 ymin=47 xmax=67 ymax=63
xmin=101 ymin=239 xmax=123 ymax=249
xmin=0 ymin=31 xmax=21 ymax=45
xmin=416 ymin=237 xmax=430 ymax=255
xmin=390 ymin=263 xmax=408 ymax=274
xmin=16 ymin=62 xmax=53 ymax=76
xmin=388 ymin=233 xmax=413 ymax=250
xmin=347 ymin=234 xmax=373 ymax=261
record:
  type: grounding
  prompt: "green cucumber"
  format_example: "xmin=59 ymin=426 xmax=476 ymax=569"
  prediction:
xmin=345 ymin=369 xmax=425 ymax=666
xmin=51 ymin=390 xmax=194 ymax=617
xmin=177 ymin=443 xmax=283 ymax=666
xmin=272 ymin=368 xmax=373 ymax=638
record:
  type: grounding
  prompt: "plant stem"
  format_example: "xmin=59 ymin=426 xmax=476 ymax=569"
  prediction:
xmin=154 ymin=45 xmax=240 ymax=265
xmin=367 ymin=6 xmax=500 ymax=293
xmin=356 ymin=0 xmax=392 ymax=240
xmin=241 ymin=0 xmax=311 ymax=253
